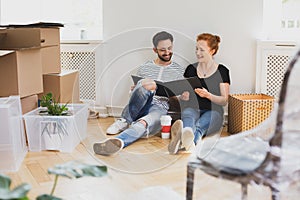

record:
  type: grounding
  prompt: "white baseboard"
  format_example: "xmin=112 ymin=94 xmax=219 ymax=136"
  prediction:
xmin=80 ymin=100 xmax=109 ymax=118
xmin=87 ymin=104 xmax=125 ymax=118
xmin=94 ymin=106 xmax=109 ymax=118
xmin=106 ymin=105 xmax=124 ymax=117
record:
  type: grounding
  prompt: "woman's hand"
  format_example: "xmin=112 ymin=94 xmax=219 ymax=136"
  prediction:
xmin=194 ymin=88 xmax=211 ymax=99
xmin=194 ymin=83 xmax=229 ymax=106
xmin=179 ymin=91 xmax=190 ymax=101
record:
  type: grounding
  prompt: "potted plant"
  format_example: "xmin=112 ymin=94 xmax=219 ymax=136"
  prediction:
xmin=0 ymin=161 xmax=107 ymax=200
xmin=23 ymin=93 xmax=89 ymax=152
xmin=39 ymin=93 xmax=69 ymax=116
xmin=37 ymin=93 xmax=71 ymax=150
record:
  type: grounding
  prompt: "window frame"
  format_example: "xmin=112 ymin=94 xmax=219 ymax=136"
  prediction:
xmin=0 ymin=0 xmax=103 ymax=42
xmin=263 ymin=0 xmax=300 ymax=41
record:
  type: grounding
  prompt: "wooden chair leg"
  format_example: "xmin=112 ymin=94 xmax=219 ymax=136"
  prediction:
xmin=186 ymin=163 xmax=196 ymax=200
xmin=241 ymin=183 xmax=248 ymax=200
xmin=270 ymin=186 xmax=280 ymax=200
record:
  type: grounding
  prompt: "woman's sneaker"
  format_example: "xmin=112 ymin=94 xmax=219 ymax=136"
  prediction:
xmin=106 ymin=118 xmax=128 ymax=135
xmin=168 ymin=120 xmax=183 ymax=154
xmin=181 ymin=127 xmax=195 ymax=152
xmin=93 ymin=138 xmax=124 ymax=156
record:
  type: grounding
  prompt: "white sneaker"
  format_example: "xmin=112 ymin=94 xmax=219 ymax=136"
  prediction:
xmin=168 ymin=120 xmax=183 ymax=155
xmin=106 ymin=118 xmax=129 ymax=135
xmin=182 ymin=127 xmax=195 ymax=152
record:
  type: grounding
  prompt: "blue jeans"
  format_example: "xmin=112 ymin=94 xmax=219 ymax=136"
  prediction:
xmin=182 ymin=107 xmax=223 ymax=144
xmin=116 ymin=81 xmax=167 ymax=147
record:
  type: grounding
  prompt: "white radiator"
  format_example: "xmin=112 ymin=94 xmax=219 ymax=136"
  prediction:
xmin=60 ymin=43 xmax=109 ymax=117
xmin=60 ymin=43 xmax=101 ymax=102
xmin=256 ymin=40 xmax=298 ymax=98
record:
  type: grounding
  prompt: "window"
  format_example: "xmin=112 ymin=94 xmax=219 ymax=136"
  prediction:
xmin=0 ymin=0 xmax=103 ymax=42
xmin=263 ymin=0 xmax=300 ymax=41
xmin=281 ymin=0 xmax=300 ymax=29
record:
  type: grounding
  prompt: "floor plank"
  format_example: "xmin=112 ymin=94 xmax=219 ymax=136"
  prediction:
xmin=2 ymin=117 xmax=277 ymax=199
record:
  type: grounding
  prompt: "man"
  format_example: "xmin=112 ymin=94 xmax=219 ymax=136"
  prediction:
xmin=93 ymin=31 xmax=185 ymax=156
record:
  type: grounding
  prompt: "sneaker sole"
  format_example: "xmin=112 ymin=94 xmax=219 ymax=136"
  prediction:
xmin=106 ymin=127 xmax=127 ymax=135
xmin=93 ymin=138 xmax=123 ymax=156
xmin=182 ymin=128 xmax=195 ymax=152
xmin=106 ymin=125 xmax=129 ymax=135
xmin=168 ymin=120 xmax=183 ymax=154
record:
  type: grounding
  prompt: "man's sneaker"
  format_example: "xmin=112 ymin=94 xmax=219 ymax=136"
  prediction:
xmin=182 ymin=127 xmax=195 ymax=152
xmin=168 ymin=120 xmax=183 ymax=155
xmin=106 ymin=118 xmax=128 ymax=135
xmin=93 ymin=138 xmax=124 ymax=156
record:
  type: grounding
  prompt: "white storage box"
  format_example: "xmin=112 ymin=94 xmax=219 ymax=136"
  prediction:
xmin=0 ymin=96 xmax=27 ymax=172
xmin=23 ymin=104 xmax=88 ymax=152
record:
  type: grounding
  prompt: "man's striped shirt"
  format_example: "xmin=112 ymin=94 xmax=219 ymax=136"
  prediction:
xmin=136 ymin=60 xmax=185 ymax=110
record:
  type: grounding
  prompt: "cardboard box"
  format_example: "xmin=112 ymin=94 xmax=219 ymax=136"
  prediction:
xmin=0 ymin=49 xmax=43 ymax=98
xmin=39 ymin=70 xmax=80 ymax=103
xmin=0 ymin=28 xmax=61 ymax=74
xmin=21 ymin=94 xmax=38 ymax=114
xmin=23 ymin=104 xmax=88 ymax=152
xmin=41 ymin=45 xmax=61 ymax=74
xmin=0 ymin=27 xmax=60 ymax=48
xmin=0 ymin=96 xmax=27 ymax=172
xmin=228 ymin=94 xmax=275 ymax=134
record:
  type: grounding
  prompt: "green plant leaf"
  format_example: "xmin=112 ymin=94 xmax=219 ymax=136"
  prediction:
xmin=0 ymin=174 xmax=11 ymax=189
xmin=39 ymin=92 xmax=69 ymax=116
xmin=0 ymin=174 xmax=31 ymax=200
xmin=36 ymin=194 xmax=62 ymax=200
xmin=1 ymin=162 xmax=107 ymax=200
xmin=47 ymin=161 xmax=107 ymax=179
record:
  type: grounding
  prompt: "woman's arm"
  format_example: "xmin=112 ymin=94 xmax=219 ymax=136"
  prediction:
xmin=194 ymin=82 xmax=229 ymax=106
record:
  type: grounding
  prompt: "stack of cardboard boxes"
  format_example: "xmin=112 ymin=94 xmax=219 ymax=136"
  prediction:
xmin=0 ymin=24 xmax=82 ymax=171
xmin=0 ymin=25 xmax=80 ymax=114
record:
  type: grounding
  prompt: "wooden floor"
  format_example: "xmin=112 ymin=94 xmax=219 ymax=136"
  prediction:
xmin=4 ymin=117 xmax=275 ymax=199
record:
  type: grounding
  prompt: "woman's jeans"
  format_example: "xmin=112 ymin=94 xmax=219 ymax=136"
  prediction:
xmin=182 ymin=107 xmax=223 ymax=144
xmin=117 ymin=81 xmax=167 ymax=147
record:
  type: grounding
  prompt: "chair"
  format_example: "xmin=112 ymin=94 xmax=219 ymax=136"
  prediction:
xmin=186 ymin=49 xmax=300 ymax=200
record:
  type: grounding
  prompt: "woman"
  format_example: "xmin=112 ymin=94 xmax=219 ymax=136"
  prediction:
xmin=168 ymin=33 xmax=230 ymax=154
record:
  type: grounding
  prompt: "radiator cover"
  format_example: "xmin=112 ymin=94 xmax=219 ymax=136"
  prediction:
xmin=256 ymin=41 xmax=298 ymax=98
xmin=60 ymin=43 xmax=101 ymax=101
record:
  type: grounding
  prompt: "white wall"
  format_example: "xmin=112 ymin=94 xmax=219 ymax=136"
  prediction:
xmin=97 ymin=0 xmax=264 ymax=109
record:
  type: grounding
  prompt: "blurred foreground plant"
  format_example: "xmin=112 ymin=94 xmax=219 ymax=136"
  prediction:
xmin=0 ymin=161 xmax=107 ymax=200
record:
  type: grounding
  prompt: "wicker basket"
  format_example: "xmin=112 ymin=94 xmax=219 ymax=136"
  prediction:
xmin=228 ymin=93 xmax=275 ymax=134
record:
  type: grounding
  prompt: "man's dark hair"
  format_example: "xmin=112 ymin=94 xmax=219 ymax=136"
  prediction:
xmin=152 ymin=31 xmax=173 ymax=48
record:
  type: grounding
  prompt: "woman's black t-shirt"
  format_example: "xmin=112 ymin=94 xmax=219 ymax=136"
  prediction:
xmin=183 ymin=63 xmax=231 ymax=115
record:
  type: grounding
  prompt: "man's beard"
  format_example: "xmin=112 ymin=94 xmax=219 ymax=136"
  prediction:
xmin=158 ymin=52 xmax=173 ymax=62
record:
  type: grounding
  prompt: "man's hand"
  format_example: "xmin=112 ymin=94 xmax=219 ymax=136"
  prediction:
xmin=141 ymin=78 xmax=156 ymax=91
xmin=179 ymin=91 xmax=190 ymax=101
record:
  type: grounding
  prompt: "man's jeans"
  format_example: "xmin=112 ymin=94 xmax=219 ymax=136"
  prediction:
xmin=182 ymin=107 xmax=223 ymax=144
xmin=116 ymin=81 xmax=167 ymax=147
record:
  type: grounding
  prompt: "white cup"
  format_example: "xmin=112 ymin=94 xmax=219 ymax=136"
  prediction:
xmin=160 ymin=115 xmax=172 ymax=139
